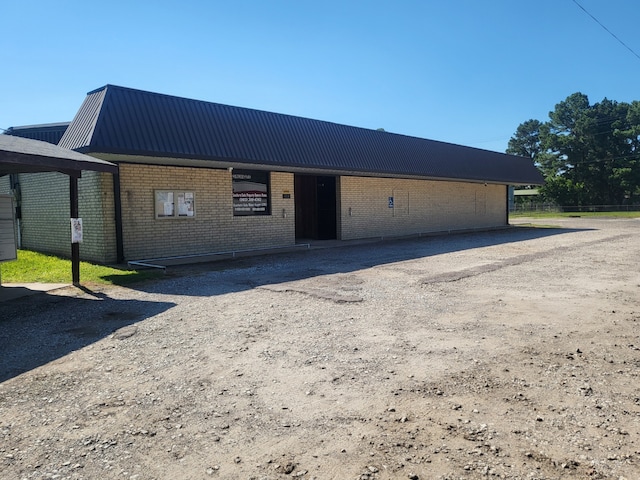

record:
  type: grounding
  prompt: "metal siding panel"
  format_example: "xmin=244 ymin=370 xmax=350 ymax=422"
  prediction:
xmin=286 ymin=116 xmax=305 ymax=165
xmin=227 ymin=107 xmax=249 ymax=161
xmin=257 ymin=111 xmax=276 ymax=162
xmin=299 ymin=118 xmax=321 ymax=167
xmin=209 ymin=104 xmax=229 ymax=159
xmin=59 ymin=89 xmax=106 ymax=150
xmin=134 ymin=91 xmax=155 ymax=152
xmin=204 ymin=104 xmax=226 ymax=158
xmin=244 ymin=109 xmax=262 ymax=161
xmin=189 ymin=103 xmax=210 ymax=155
xmin=168 ymin=96 xmax=189 ymax=154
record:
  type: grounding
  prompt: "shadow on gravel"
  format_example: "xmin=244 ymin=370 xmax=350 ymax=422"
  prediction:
xmin=0 ymin=226 xmax=590 ymax=383
xmin=127 ymin=225 xmax=592 ymax=298
xmin=0 ymin=287 xmax=176 ymax=382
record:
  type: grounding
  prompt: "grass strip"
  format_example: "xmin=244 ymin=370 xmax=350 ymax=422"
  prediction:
xmin=0 ymin=250 xmax=163 ymax=285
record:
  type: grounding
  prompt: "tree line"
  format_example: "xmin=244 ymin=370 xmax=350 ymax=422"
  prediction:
xmin=507 ymin=92 xmax=640 ymax=206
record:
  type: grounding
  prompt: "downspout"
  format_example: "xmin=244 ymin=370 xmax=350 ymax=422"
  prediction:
xmin=113 ymin=172 xmax=124 ymax=263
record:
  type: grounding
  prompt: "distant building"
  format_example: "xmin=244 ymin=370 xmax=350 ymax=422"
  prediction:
xmin=1 ymin=85 xmax=543 ymax=264
xmin=4 ymin=123 xmax=70 ymax=145
xmin=511 ymin=188 xmax=542 ymax=211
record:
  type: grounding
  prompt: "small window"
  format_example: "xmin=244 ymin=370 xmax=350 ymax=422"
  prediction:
xmin=155 ymin=190 xmax=195 ymax=219
xmin=232 ymin=170 xmax=271 ymax=216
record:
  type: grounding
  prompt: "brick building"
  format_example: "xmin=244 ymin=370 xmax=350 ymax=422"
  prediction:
xmin=1 ymin=85 xmax=543 ymax=264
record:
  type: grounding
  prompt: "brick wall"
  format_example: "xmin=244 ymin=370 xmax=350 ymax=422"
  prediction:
xmin=339 ymin=176 xmax=507 ymax=240
xmin=79 ymin=172 xmax=117 ymax=263
xmin=7 ymin=165 xmax=509 ymax=263
xmin=6 ymin=171 xmax=116 ymax=263
xmin=118 ymin=164 xmax=295 ymax=260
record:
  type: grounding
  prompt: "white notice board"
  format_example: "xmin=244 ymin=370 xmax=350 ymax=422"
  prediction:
xmin=0 ymin=195 xmax=17 ymax=263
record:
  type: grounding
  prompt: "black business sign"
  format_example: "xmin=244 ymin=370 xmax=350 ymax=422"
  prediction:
xmin=232 ymin=170 xmax=271 ymax=216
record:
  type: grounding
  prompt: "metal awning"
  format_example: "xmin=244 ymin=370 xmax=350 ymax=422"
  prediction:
xmin=0 ymin=134 xmax=118 ymax=285
xmin=0 ymin=134 xmax=117 ymax=176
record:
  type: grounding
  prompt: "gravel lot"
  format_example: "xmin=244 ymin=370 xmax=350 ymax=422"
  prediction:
xmin=1 ymin=216 xmax=640 ymax=480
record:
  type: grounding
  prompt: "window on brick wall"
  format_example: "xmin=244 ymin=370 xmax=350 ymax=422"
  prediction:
xmin=232 ymin=170 xmax=271 ymax=216
xmin=155 ymin=190 xmax=195 ymax=219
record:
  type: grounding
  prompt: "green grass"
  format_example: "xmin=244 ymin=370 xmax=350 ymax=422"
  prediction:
xmin=510 ymin=211 xmax=640 ymax=219
xmin=0 ymin=250 xmax=163 ymax=285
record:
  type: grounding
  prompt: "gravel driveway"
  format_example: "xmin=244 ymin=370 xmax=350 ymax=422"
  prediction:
xmin=1 ymin=217 xmax=640 ymax=480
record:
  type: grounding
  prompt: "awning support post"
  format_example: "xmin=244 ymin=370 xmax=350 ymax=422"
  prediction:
xmin=70 ymin=174 xmax=80 ymax=286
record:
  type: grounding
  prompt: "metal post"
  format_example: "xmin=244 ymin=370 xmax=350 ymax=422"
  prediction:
xmin=70 ymin=175 xmax=80 ymax=285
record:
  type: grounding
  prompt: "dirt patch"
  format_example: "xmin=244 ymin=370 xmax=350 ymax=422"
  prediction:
xmin=1 ymin=217 xmax=639 ymax=479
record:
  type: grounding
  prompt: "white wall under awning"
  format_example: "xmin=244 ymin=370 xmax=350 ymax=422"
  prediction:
xmin=0 ymin=194 xmax=17 ymax=263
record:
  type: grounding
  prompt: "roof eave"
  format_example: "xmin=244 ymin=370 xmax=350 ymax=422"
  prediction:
xmin=87 ymin=151 xmax=542 ymax=185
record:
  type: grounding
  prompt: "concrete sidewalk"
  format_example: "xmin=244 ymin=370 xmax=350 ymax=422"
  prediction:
xmin=0 ymin=283 xmax=70 ymax=303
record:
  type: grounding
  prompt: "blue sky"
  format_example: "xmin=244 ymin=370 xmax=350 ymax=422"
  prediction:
xmin=2 ymin=0 xmax=639 ymax=153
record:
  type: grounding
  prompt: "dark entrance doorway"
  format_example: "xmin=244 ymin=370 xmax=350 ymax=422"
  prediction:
xmin=294 ymin=175 xmax=337 ymax=240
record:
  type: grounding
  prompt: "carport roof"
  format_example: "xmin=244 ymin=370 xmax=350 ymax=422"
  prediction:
xmin=0 ymin=134 xmax=118 ymax=176
xmin=59 ymin=84 xmax=543 ymax=185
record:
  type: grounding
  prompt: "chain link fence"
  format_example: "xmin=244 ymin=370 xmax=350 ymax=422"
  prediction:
xmin=510 ymin=203 xmax=640 ymax=213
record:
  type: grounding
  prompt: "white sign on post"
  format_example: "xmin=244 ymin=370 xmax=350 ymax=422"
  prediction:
xmin=71 ymin=218 xmax=83 ymax=244
xmin=0 ymin=195 xmax=17 ymax=263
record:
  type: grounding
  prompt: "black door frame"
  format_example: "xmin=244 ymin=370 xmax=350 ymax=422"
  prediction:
xmin=294 ymin=174 xmax=338 ymax=240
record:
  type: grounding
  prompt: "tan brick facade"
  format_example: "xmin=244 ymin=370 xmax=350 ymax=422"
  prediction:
xmin=1 ymin=172 xmax=116 ymax=263
xmin=338 ymin=176 xmax=507 ymax=240
xmin=6 ymin=165 xmax=509 ymax=264
xmin=118 ymin=164 xmax=295 ymax=260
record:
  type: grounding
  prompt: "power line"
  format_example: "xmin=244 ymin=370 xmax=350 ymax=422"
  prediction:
xmin=571 ymin=0 xmax=640 ymax=63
